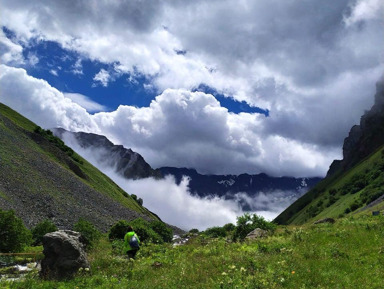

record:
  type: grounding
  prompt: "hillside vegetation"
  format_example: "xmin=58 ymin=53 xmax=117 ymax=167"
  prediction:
xmin=3 ymin=213 xmax=383 ymax=288
xmin=0 ymin=103 xmax=158 ymax=231
xmin=275 ymin=145 xmax=384 ymax=225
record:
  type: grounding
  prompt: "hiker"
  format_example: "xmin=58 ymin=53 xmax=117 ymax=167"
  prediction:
xmin=124 ymin=226 xmax=140 ymax=259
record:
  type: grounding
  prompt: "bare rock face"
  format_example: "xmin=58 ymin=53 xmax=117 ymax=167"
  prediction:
xmin=245 ymin=228 xmax=268 ymax=240
xmin=40 ymin=230 xmax=89 ymax=279
xmin=327 ymin=79 xmax=384 ymax=176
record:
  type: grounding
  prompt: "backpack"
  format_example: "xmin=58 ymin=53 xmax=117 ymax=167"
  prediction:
xmin=129 ymin=235 xmax=140 ymax=249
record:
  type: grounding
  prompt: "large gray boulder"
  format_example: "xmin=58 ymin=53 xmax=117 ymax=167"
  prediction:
xmin=40 ymin=230 xmax=90 ymax=279
xmin=246 ymin=228 xmax=268 ymax=240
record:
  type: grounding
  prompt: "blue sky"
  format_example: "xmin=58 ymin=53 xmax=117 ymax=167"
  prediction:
xmin=13 ymin=27 xmax=269 ymax=116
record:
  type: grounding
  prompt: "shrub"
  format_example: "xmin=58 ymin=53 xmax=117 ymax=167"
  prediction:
xmin=128 ymin=218 xmax=162 ymax=244
xmin=108 ymin=220 xmax=131 ymax=240
xmin=32 ymin=219 xmax=57 ymax=245
xmin=203 ymin=226 xmax=227 ymax=238
xmin=74 ymin=218 xmax=101 ymax=249
xmin=189 ymin=228 xmax=199 ymax=234
xmin=149 ymin=221 xmax=173 ymax=243
xmin=131 ymin=194 xmax=143 ymax=206
xmin=0 ymin=209 xmax=32 ymax=252
xmin=233 ymin=213 xmax=276 ymax=241
xmin=223 ymin=223 xmax=236 ymax=232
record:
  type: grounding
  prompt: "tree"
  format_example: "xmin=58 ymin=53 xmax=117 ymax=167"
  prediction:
xmin=32 ymin=219 xmax=57 ymax=245
xmin=0 ymin=209 xmax=32 ymax=252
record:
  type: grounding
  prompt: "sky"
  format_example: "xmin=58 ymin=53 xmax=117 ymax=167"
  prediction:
xmin=0 ymin=0 xmax=383 ymax=179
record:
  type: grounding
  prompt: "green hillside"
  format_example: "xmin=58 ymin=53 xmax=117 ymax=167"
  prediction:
xmin=275 ymin=145 xmax=384 ymax=225
xmin=0 ymin=103 xmax=158 ymax=231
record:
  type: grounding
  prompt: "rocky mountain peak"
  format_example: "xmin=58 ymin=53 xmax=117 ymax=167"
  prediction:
xmin=327 ymin=79 xmax=384 ymax=176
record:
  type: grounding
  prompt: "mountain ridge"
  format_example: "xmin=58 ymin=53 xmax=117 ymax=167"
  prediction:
xmin=53 ymin=129 xmax=322 ymax=212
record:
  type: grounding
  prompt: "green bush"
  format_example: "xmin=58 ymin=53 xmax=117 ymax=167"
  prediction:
xmin=149 ymin=220 xmax=173 ymax=243
xmin=128 ymin=218 xmax=162 ymax=244
xmin=233 ymin=213 xmax=276 ymax=241
xmin=109 ymin=219 xmax=172 ymax=244
xmin=203 ymin=226 xmax=227 ymax=238
xmin=108 ymin=220 xmax=131 ymax=240
xmin=223 ymin=223 xmax=236 ymax=232
xmin=0 ymin=209 xmax=32 ymax=252
xmin=74 ymin=218 xmax=101 ymax=250
xmin=32 ymin=219 xmax=57 ymax=245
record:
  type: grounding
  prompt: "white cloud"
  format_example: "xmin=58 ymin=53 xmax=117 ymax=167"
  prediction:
xmin=93 ymin=69 xmax=111 ymax=87
xmin=0 ymin=64 xmax=99 ymax=132
xmin=344 ymin=0 xmax=384 ymax=26
xmin=63 ymin=92 xmax=107 ymax=113
xmin=0 ymin=65 xmax=341 ymax=177
xmin=120 ymin=176 xmax=242 ymax=231
xmin=72 ymin=58 xmax=83 ymax=75
xmin=49 ymin=69 xmax=58 ymax=76
xmin=0 ymin=29 xmax=24 ymax=65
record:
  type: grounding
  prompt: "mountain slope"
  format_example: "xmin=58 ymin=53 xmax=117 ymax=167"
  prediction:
xmin=275 ymin=80 xmax=384 ymax=225
xmin=0 ymin=103 xmax=159 ymax=231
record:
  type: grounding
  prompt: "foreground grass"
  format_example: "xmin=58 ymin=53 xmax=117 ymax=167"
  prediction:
xmin=2 ymin=214 xmax=383 ymax=288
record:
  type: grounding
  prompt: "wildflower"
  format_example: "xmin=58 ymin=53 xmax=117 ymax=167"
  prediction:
xmin=240 ymin=267 xmax=246 ymax=272
xmin=280 ymin=277 xmax=285 ymax=283
xmin=222 ymin=272 xmax=228 ymax=276
xmin=291 ymin=270 xmax=295 ymax=274
xmin=229 ymin=265 xmax=236 ymax=270
xmin=85 ymin=268 xmax=90 ymax=272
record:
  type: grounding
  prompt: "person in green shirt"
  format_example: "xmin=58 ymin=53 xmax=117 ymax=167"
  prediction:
xmin=124 ymin=226 xmax=140 ymax=259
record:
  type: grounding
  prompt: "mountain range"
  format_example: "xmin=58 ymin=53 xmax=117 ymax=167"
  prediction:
xmin=53 ymin=129 xmax=322 ymax=211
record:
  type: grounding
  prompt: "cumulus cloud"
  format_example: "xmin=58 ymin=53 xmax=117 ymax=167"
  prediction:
xmin=0 ymin=64 xmax=99 ymax=132
xmin=0 ymin=64 xmax=340 ymax=177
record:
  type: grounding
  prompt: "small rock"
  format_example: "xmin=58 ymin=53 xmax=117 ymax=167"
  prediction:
xmin=313 ymin=218 xmax=335 ymax=224
xmin=246 ymin=228 xmax=268 ymax=240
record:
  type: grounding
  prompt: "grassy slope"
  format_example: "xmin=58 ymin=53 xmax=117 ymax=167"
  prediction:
xmin=6 ymin=214 xmax=384 ymax=288
xmin=0 ymin=103 xmax=156 ymax=219
xmin=275 ymin=145 xmax=384 ymax=225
